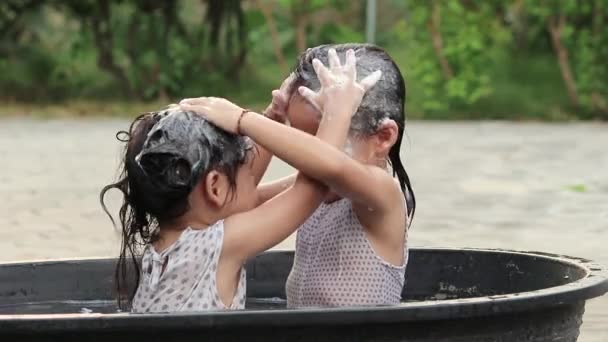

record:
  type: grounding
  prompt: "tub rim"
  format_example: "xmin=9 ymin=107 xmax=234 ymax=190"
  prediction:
xmin=0 ymin=247 xmax=606 ymax=332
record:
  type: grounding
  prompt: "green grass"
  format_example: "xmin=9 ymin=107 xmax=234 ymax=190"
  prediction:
xmin=565 ymin=184 xmax=588 ymax=193
xmin=0 ymin=98 xmax=272 ymax=119
xmin=0 ymin=100 xmax=167 ymax=118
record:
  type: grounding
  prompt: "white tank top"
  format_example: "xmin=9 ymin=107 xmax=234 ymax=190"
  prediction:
xmin=286 ymin=198 xmax=408 ymax=308
xmin=131 ymin=221 xmax=246 ymax=312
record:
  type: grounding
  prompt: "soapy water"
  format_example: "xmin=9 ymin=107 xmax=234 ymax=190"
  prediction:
xmin=0 ymin=300 xmax=119 ymax=315
xmin=0 ymin=298 xmax=288 ymax=314
xmin=2 ymin=297 xmax=445 ymax=315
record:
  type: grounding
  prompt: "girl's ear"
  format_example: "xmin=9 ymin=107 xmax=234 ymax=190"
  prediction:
xmin=202 ymin=170 xmax=229 ymax=208
xmin=374 ymin=119 xmax=399 ymax=155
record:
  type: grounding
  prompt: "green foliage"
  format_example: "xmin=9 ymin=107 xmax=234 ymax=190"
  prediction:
xmin=525 ymin=0 xmax=608 ymax=118
xmin=0 ymin=0 xmax=607 ymax=120
xmin=317 ymin=22 xmax=364 ymax=44
xmin=393 ymin=0 xmax=511 ymax=113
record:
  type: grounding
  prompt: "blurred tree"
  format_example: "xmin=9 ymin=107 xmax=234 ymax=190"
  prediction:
xmin=395 ymin=0 xmax=510 ymax=111
xmin=278 ymin=0 xmax=357 ymax=52
xmin=57 ymin=0 xmax=248 ymax=100
xmin=257 ymin=0 xmax=288 ymax=74
xmin=291 ymin=0 xmax=310 ymax=53
xmin=525 ymin=0 xmax=608 ymax=117
xmin=0 ymin=0 xmax=606 ymax=119
xmin=204 ymin=0 xmax=247 ymax=76
xmin=426 ymin=0 xmax=453 ymax=80
xmin=61 ymin=0 xmax=133 ymax=96
xmin=0 ymin=0 xmax=41 ymax=45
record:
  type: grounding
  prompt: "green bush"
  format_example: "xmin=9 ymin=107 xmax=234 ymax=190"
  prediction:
xmin=0 ymin=0 xmax=606 ymax=119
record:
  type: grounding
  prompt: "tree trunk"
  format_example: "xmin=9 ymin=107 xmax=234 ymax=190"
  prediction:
xmin=510 ymin=0 xmax=528 ymax=50
xmin=257 ymin=0 xmax=288 ymax=74
xmin=0 ymin=0 xmax=40 ymax=39
xmin=590 ymin=0 xmax=606 ymax=114
xmin=427 ymin=1 xmax=453 ymax=80
xmin=228 ymin=0 xmax=247 ymax=79
xmin=91 ymin=0 xmax=135 ymax=98
xmin=206 ymin=0 xmax=224 ymax=48
xmin=293 ymin=0 xmax=310 ymax=53
xmin=547 ymin=15 xmax=578 ymax=106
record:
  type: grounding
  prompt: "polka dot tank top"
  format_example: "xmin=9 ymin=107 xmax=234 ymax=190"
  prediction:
xmin=131 ymin=221 xmax=246 ymax=313
xmin=286 ymin=198 xmax=408 ymax=308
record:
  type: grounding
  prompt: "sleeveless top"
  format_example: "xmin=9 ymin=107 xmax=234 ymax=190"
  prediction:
xmin=286 ymin=198 xmax=408 ymax=308
xmin=131 ymin=221 xmax=247 ymax=312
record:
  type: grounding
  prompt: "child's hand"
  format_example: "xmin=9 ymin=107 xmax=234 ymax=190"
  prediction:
xmin=180 ymin=97 xmax=244 ymax=134
xmin=298 ymin=48 xmax=382 ymax=118
xmin=264 ymin=73 xmax=294 ymax=123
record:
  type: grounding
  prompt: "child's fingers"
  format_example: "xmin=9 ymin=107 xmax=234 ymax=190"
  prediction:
xmin=328 ymin=48 xmax=341 ymax=70
xmin=313 ymin=58 xmax=332 ymax=87
xmin=298 ymin=86 xmax=316 ymax=102
xmin=345 ymin=49 xmax=357 ymax=81
xmin=359 ymin=70 xmax=383 ymax=91
xmin=180 ymin=103 xmax=209 ymax=116
xmin=298 ymin=86 xmax=321 ymax=111
xmin=272 ymin=89 xmax=288 ymax=103
xmin=179 ymin=103 xmax=196 ymax=112
xmin=271 ymin=89 xmax=284 ymax=103
xmin=179 ymin=97 xmax=207 ymax=105
xmin=271 ymin=90 xmax=287 ymax=110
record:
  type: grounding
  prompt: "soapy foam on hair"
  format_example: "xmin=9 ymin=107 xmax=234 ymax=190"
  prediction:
xmin=292 ymin=44 xmax=404 ymax=137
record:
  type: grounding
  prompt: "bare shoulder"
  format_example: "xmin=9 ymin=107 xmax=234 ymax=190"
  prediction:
xmin=352 ymin=171 xmax=407 ymax=265
xmin=353 ymin=168 xmax=407 ymax=237
xmin=358 ymin=164 xmax=405 ymax=212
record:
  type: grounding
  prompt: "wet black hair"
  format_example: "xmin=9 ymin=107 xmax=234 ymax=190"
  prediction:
xmin=291 ymin=43 xmax=416 ymax=223
xmin=100 ymin=108 xmax=251 ymax=310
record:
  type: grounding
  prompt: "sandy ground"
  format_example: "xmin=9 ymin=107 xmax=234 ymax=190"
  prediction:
xmin=0 ymin=118 xmax=606 ymax=340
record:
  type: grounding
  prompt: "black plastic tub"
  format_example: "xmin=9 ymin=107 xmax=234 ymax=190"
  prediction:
xmin=0 ymin=248 xmax=606 ymax=341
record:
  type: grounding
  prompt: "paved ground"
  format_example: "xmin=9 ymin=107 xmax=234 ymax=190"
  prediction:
xmin=0 ymin=118 xmax=606 ymax=340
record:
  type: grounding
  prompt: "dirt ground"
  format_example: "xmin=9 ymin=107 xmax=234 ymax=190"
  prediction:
xmin=0 ymin=118 xmax=605 ymax=340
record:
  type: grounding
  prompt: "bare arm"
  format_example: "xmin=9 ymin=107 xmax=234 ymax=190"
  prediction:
xmin=251 ymin=95 xmax=350 ymax=207
xmin=256 ymin=173 xmax=297 ymax=206
xmin=248 ymin=76 xmax=293 ymax=185
xmin=180 ymin=49 xmax=393 ymax=212
xmin=223 ymin=173 xmax=326 ymax=262
xmin=250 ymin=144 xmax=272 ymax=186
xmin=252 ymin=54 xmax=354 ymax=205
xmin=239 ymin=113 xmax=395 ymax=212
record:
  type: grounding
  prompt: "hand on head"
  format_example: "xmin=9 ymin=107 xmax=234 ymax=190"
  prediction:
xmin=180 ymin=97 xmax=245 ymax=134
xmin=298 ymin=48 xmax=382 ymax=117
xmin=178 ymin=49 xmax=382 ymax=136
xmin=179 ymin=72 xmax=296 ymax=133
xmin=266 ymin=73 xmax=295 ymax=123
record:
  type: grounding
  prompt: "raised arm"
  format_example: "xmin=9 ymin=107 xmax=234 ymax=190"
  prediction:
xmin=252 ymin=50 xmax=361 ymax=205
xmin=223 ymin=172 xmax=326 ymax=262
xmin=180 ymin=50 xmax=394 ymax=213
xmin=247 ymin=75 xmax=294 ymax=185
xmin=256 ymin=173 xmax=297 ymax=206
